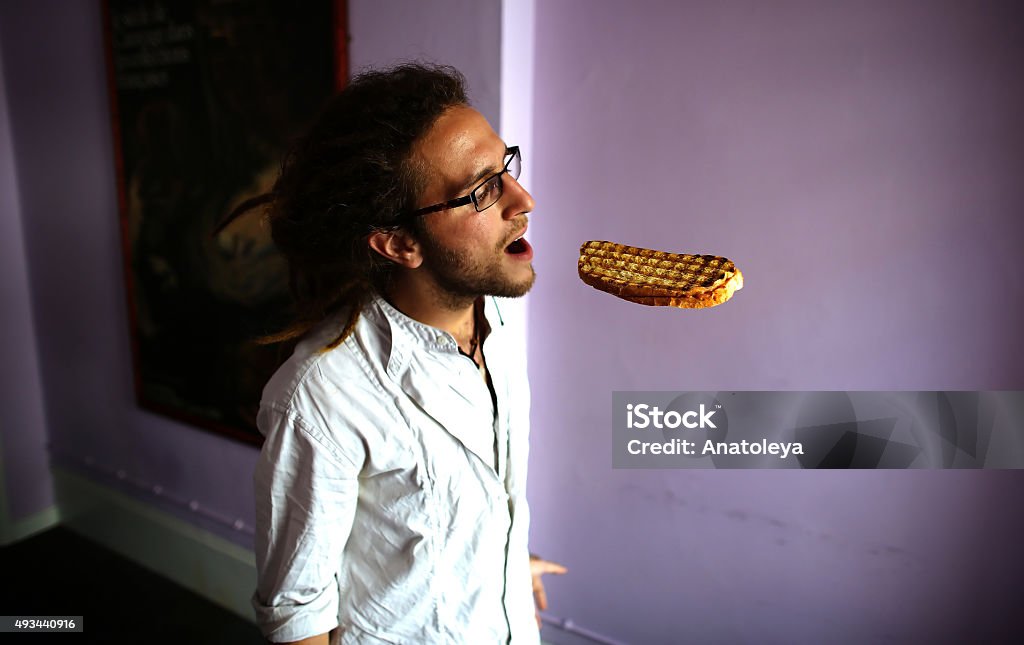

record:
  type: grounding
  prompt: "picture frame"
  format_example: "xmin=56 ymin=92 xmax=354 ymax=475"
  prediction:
xmin=103 ymin=0 xmax=347 ymax=444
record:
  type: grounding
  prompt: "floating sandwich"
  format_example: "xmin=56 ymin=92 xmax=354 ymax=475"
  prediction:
xmin=577 ymin=240 xmax=743 ymax=309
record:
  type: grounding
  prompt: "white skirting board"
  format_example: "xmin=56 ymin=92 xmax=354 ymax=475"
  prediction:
xmin=0 ymin=502 xmax=60 ymax=546
xmin=0 ymin=434 xmax=60 ymax=545
xmin=51 ymin=467 xmax=257 ymax=624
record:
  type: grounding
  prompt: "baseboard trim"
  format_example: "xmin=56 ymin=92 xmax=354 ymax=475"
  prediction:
xmin=52 ymin=467 xmax=257 ymax=624
xmin=0 ymin=503 xmax=60 ymax=546
xmin=0 ymin=429 xmax=60 ymax=545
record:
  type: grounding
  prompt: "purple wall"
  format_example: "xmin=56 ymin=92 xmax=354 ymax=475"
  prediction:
xmin=0 ymin=28 xmax=53 ymax=525
xmin=527 ymin=1 xmax=1024 ymax=643
xmin=349 ymin=0 xmax=502 ymax=126
xmin=0 ymin=0 xmax=261 ymax=546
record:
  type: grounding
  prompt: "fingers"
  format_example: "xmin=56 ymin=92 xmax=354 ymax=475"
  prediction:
xmin=530 ymin=558 xmax=568 ymax=576
xmin=533 ymin=579 xmax=548 ymax=611
xmin=539 ymin=560 xmax=568 ymax=575
xmin=530 ymin=556 xmax=566 ymax=617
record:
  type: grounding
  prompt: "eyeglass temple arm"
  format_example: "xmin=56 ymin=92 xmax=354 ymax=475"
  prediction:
xmin=406 ymin=194 xmax=474 ymax=218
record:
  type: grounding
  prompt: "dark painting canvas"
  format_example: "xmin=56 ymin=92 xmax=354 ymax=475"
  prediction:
xmin=105 ymin=0 xmax=346 ymax=443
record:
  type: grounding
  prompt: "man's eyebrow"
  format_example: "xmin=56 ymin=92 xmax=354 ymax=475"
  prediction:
xmin=457 ymin=164 xmax=501 ymax=192
xmin=455 ymin=145 xmax=510 ymax=192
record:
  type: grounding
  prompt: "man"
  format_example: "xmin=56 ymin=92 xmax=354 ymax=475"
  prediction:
xmin=249 ymin=64 xmax=565 ymax=644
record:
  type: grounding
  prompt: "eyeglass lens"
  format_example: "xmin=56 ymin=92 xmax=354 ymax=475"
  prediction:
xmin=472 ymin=149 xmax=522 ymax=212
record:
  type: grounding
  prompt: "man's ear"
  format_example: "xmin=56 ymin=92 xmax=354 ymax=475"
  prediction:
xmin=367 ymin=227 xmax=423 ymax=269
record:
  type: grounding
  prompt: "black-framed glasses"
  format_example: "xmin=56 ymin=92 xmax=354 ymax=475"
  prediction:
xmin=402 ymin=146 xmax=521 ymax=219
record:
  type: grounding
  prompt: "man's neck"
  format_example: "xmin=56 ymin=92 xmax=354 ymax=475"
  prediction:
xmin=384 ymin=277 xmax=477 ymax=350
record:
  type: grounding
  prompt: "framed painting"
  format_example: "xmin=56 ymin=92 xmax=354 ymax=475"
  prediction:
xmin=103 ymin=0 xmax=347 ymax=444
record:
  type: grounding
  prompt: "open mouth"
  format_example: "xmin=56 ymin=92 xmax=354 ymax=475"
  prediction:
xmin=503 ymin=223 xmax=533 ymax=260
xmin=505 ymin=237 xmax=529 ymax=254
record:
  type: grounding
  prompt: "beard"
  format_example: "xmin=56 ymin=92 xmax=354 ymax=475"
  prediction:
xmin=415 ymin=225 xmax=535 ymax=307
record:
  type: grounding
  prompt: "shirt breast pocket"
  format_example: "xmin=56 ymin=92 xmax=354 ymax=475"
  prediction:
xmin=422 ymin=426 xmax=509 ymax=547
xmin=356 ymin=458 xmax=434 ymax=548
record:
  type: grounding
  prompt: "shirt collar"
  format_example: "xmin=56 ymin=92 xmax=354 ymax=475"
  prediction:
xmin=366 ymin=293 xmax=504 ymax=379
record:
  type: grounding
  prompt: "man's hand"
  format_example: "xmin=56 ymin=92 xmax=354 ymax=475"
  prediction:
xmin=530 ymin=554 xmax=568 ymax=627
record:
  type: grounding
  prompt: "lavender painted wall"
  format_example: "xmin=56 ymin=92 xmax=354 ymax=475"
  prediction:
xmin=348 ymin=0 xmax=501 ymax=126
xmin=0 ymin=28 xmax=52 ymax=526
xmin=0 ymin=0 xmax=263 ymax=546
xmin=527 ymin=1 xmax=1024 ymax=643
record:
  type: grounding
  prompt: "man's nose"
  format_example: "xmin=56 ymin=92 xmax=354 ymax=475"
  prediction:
xmin=502 ymin=175 xmax=535 ymax=218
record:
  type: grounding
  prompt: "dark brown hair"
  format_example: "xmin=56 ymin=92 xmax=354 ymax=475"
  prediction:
xmin=222 ymin=63 xmax=468 ymax=350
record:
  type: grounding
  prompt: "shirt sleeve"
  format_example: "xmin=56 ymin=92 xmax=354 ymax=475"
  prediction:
xmin=252 ymin=403 xmax=363 ymax=643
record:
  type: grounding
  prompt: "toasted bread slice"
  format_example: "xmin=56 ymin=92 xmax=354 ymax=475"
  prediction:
xmin=578 ymin=240 xmax=743 ymax=308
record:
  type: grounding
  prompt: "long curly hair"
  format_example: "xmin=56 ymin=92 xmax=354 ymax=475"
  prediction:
xmin=220 ymin=63 xmax=468 ymax=350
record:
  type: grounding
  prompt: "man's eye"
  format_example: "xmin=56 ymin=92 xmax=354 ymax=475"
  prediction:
xmin=476 ymin=177 xmax=500 ymax=201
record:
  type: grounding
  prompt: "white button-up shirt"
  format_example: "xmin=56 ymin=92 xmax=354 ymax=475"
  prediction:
xmin=252 ymin=294 xmax=539 ymax=644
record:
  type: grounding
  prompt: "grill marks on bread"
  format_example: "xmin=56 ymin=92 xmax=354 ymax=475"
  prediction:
xmin=577 ymin=240 xmax=743 ymax=309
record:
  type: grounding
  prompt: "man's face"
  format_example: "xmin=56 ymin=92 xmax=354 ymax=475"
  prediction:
xmin=410 ymin=105 xmax=536 ymax=303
